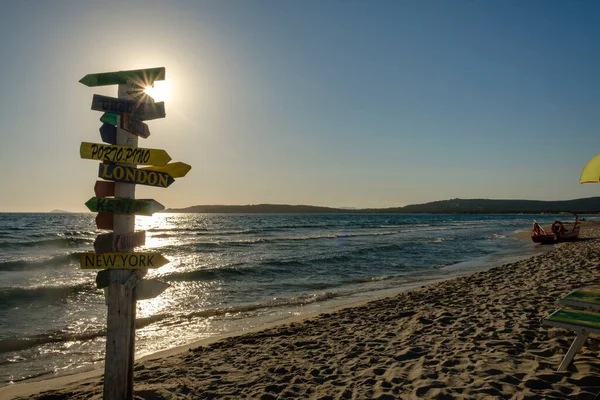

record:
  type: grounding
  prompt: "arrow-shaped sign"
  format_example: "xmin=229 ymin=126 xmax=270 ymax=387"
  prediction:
xmin=85 ymin=197 xmax=164 ymax=216
xmin=100 ymin=113 xmax=118 ymax=125
xmin=96 ymin=269 xmax=147 ymax=289
xmin=100 ymin=124 xmax=116 ymax=145
xmin=91 ymin=94 xmax=165 ymax=118
xmin=139 ymin=162 xmax=192 ymax=179
xmin=121 ymin=114 xmax=150 ymax=138
xmin=80 ymin=142 xmax=171 ymax=166
xmin=99 ymin=115 xmax=151 ymax=139
xmin=116 ymin=231 xmax=146 ymax=252
xmin=79 ymin=67 xmax=165 ymax=87
xmin=100 ymin=103 xmax=165 ymax=123
xmin=99 ymin=163 xmax=175 ymax=188
xmin=92 ymin=94 xmax=165 ymax=122
xmin=80 ymin=252 xmax=169 ymax=269
xmin=96 ymin=212 xmax=113 ymax=230
xmin=136 ymin=279 xmax=170 ymax=300
xmin=94 ymin=181 xmax=115 ymax=197
xmin=94 ymin=233 xmax=114 ymax=254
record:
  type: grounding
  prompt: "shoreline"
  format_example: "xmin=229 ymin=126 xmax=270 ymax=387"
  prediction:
xmin=1 ymin=236 xmax=545 ymax=393
xmin=3 ymin=225 xmax=600 ymax=398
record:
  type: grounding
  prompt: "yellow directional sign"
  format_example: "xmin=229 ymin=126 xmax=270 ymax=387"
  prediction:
xmin=80 ymin=142 xmax=171 ymax=166
xmin=139 ymin=162 xmax=192 ymax=178
xmin=79 ymin=252 xmax=169 ymax=269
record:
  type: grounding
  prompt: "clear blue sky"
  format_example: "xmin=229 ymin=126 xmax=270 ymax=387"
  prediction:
xmin=0 ymin=0 xmax=598 ymax=212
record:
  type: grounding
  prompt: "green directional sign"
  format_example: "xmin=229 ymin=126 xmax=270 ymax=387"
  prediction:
xmin=80 ymin=252 xmax=170 ymax=269
xmin=85 ymin=197 xmax=164 ymax=216
xmin=79 ymin=67 xmax=165 ymax=87
xmin=139 ymin=162 xmax=191 ymax=178
xmin=80 ymin=142 xmax=171 ymax=166
xmin=101 ymin=113 xmax=118 ymax=125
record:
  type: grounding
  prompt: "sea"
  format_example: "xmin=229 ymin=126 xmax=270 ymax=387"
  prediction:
xmin=0 ymin=212 xmax=575 ymax=386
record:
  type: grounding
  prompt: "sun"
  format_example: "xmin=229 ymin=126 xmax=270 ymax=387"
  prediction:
xmin=144 ymin=81 xmax=170 ymax=102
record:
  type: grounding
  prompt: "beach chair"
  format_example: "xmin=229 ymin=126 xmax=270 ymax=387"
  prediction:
xmin=542 ymin=288 xmax=600 ymax=371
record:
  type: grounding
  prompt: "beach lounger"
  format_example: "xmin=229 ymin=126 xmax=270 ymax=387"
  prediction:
xmin=557 ymin=288 xmax=600 ymax=312
xmin=543 ymin=308 xmax=600 ymax=371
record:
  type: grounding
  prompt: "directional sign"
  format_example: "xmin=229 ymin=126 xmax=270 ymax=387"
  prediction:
xmin=86 ymin=197 xmax=164 ymax=216
xmin=124 ymin=270 xmax=144 ymax=291
xmin=136 ymin=279 xmax=170 ymax=301
xmin=121 ymin=114 xmax=150 ymax=138
xmin=100 ymin=104 xmax=165 ymax=123
xmin=99 ymin=163 xmax=175 ymax=188
xmin=116 ymin=231 xmax=146 ymax=252
xmin=91 ymin=94 xmax=165 ymax=118
xmin=139 ymin=162 xmax=191 ymax=179
xmin=96 ymin=212 xmax=113 ymax=230
xmin=94 ymin=233 xmax=114 ymax=254
xmin=94 ymin=181 xmax=115 ymax=197
xmin=96 ymin=269 xmax=111 ymax=289
xmin=79 ymin=67 xmax=165 ymax=87
xmin=101 ymin=113 xmax=118 ymax=125
xmin=96 ymin=269 xmax=147 ymax=289
xmin=100 ymin=115 xmax=150 ymax=139
xmin=100 ymin=124 xmax=116 ymax=144
xmin=80 ymin=142 xmax=171 ymax=166
xmin=80 ymin=252 xmax=170 ymax=269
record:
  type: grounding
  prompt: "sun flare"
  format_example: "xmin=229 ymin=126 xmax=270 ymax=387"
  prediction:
xmin=144 ymin=81 xmax=170 ymax=102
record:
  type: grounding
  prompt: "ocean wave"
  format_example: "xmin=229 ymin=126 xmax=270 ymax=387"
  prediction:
xmin=0 ymin=253 xmax=80 ymax=271
xmin=0 ymin=283 xmax=96 ymax=308
xmin=344 ymin=275 xmax=395 ymax=284
xmin=0 ymin=290 xmax=340 ymax=354
xmin=0 ymin=328 xmax=106 ymax=354
xmin=162 ymin=244 xmax=413 ymax=284
xmin=0 ymin=237 xmax=93 ymax=250
xmin=181 ymin=291 xmax=339 ymax=321
xmin=163 ymin=262 xmax=249 ymax=282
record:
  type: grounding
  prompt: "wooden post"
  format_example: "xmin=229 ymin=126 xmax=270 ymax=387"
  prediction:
xmin=103 ymin=83 xmax=138 ymax=400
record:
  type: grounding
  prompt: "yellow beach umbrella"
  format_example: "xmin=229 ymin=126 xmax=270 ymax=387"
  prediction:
xmin=580 ymin=154 xmax=600 ymax=183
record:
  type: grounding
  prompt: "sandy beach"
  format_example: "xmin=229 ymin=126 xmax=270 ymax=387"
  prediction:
xmin=3 ymin=222 xmax=600 ymax=399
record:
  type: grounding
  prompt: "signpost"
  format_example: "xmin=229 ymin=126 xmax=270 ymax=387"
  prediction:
xmin=85 ymin=197 xmax=164 ymax=216
xmin=98 ymin=163 xmax=175 ymax=188
xmin=79 ymin=66 xmax=189 ymax=400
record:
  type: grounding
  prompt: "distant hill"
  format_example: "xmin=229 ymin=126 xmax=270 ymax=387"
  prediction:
xmin=165 ymin=197 xmax=600 ymax=214
xmin=50 ymin=209 xmax=72 ymax=213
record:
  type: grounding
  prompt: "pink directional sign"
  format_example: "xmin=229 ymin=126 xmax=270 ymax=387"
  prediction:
xmin=96 ymin=212 xmax=113 ymax=230
xmin=94 ymin=181 xmax=115 ymax=197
